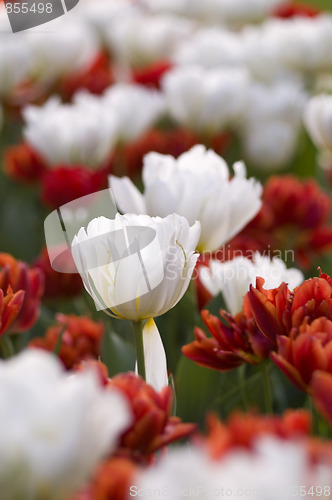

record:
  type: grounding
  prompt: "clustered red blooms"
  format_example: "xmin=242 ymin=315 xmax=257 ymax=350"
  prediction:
xmin=29 ymin=314 xmax=104 ymax=369
xmin=0 ymin=253 xmax=44 ymax=334
xmin=108 ymin=372 xmax=196 ymax=463
xmin=272 ymin=2 xmax=320 ymax=18
xmin=33 ymin=247 xmax=83 ymax=300
xmin=197 ymin=410 xmax=310 ymax=460
xmin=248 ymin=271 xmax=332 ymax=394
xmin=182 ymin=304 xmax=274 ymax=371
xmin=230 ymin=176 xmax=332 ymax=269
xmin=188 ymin=268 xmax=332 ymax=424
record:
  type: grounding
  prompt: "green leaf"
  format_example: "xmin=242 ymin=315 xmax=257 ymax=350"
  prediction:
xmin=175 ymin=355 xmax=223 ymax=426
xmin=101 ymin=330 xmax=136 ymax=377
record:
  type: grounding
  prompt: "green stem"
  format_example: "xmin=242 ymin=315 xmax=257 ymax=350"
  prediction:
xmin=132 ymin=320 xmax=146 ymax=381
xmin=238 ymin=364 xmax=249 ymax=411
xmin=0 ymin=334 xmax=15 ymax=359
xmin=261 ymin=362 xmax=272 ymax=414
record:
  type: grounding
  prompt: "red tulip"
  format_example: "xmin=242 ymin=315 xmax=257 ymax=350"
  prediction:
xmin=61 ymin=52 xmax=114 ymax=101
xmin=3 ymin=142 xmax=47 ymax=184
xmin=198 ymin=410 xmax=310 ymax=460
xmin=0 ymin=253 xmax=44 ymax=333
xmin=272 ymin=2 xmax=320 ymax=19
xmin=249 ymin=271 xmax=332 ymax=392
xmin=108 ymin=372 xmax=196 ymax=463
xmin=311 ymin=371 xmax=332 ymax=426
xmin=29 ymin=314 xmax=104 ymax=370
xmin=41 ymin=165 xmax=109 ymax=208
xmin=182 ymin=296 xmax=275 ymax=372
xmin=33 ymin=247 xmax=83 ymax=300
xmin=132 ymin=60 xmax=173 ymax=89
xmin=71 ymin=457 xmax=138 ymax=500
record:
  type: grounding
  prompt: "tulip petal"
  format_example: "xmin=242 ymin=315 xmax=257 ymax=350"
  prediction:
xmin=311 ymin=370 xmax=332 ymax=425
xmin=109 ymin=175 xmax=146 ymax=214
xmin=247 ymin=285 xmax=284 ymax=344
xmin=136 ymin=319 xmax=168 ymax=392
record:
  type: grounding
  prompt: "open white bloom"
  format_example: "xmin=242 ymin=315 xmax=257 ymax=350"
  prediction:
xmin=71 ymin=213 xmax=200 ymax=321
xmin=27 ymin=18 xmax=99 ymax=83
xmin=133 ymin=438 xmax=328 ymax=500
xmin=200 ymin=253 xmax=304 ymax=315
xmin=101 ymin=83 xmax=166 ymax=143
xmin=23 ymin=95 xmax=117 ymax=167
xmin=110 ymin=145 xmax=262 ymax=252
xmin=303 ymin=94 xmax=332 ymax=153
xmin=173 ymin=28 xmax=244 ymax=68
xmin=104 ymin=12 xmax=194 ymax=67
xmin=0 ymin=350 xmax=131 ymax=500
xmin=162 ymin=65 xmax=249 ymax=135
xmin=240 ymin=80 xmax=307 ymax=169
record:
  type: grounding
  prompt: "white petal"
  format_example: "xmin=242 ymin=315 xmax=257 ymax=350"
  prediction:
xmin=109 ymin=175 xmax=147 ymax=214
xmin=135 ymin=319 xmax=168 ymax=392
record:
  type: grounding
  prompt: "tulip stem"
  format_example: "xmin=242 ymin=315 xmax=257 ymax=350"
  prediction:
xmin=238 ymin=364 xmax=249 ymax=411
xmin=0 ymin=334 xmax=15 ymax=359
xmin=132 ymin=320 xmax=146 ymax=381
xmin=261 ymin=362 xmax=272 ymax=414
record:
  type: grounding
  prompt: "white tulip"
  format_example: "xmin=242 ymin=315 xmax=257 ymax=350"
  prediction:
xmin=110 ymin=145 xmax=262 ymax=252
xmin=161 ymin=65 xmax=250 ymax=135
xmin=71 ymin=213 xmax=200 ymax=321
xmin=133 ymin=438 xmax=328 ymax=500
xmin=26 ymin=18 xmax=99 ymax=83
xmin=23 ymin=95 xmax=117 ymax=167
xmin=200 ymin=253 xmax=304 ymax=315
xmin=101 ymin=83 xmax=166 ymax=143
xmin=275 ymin=15 xmax=332 ymax=74
xmin=173 ymin=28 xmax=244 ymax=69
xmin=240 ymin=80 xmax=306 ymax=169
xmin=303 ymin=94 xmax=332 ymax=153
xmin=244 ymin=16 xmax=332 ymax=81
xmin=104 ymin=12 xmax=194 ymax=67
xmin=0 ymin=350 xmax=131 ymax=500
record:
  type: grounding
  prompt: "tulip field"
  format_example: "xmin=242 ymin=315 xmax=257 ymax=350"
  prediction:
xmin=2 ymin=0 xmax=332 ymax=499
